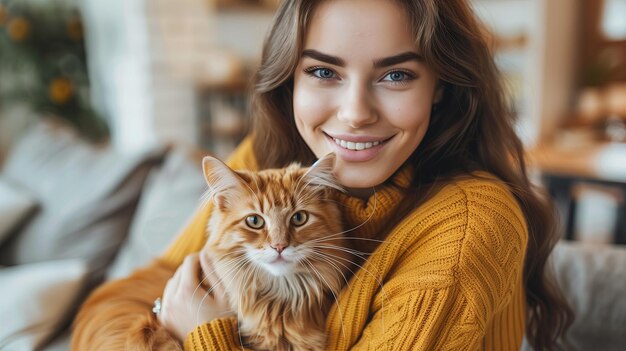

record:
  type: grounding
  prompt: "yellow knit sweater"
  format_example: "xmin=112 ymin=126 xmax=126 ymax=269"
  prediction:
xmin=163 ymin=139 xmax=529 ymax=350
xmin=72 ymin=138 xmax=528 ymax=350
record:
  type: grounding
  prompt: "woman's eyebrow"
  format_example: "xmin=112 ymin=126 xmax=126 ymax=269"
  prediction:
xmin=301 ymin=50 xmax=423 ymax=68
xmin=301 ymin=50 xmax=345 ymax=66
xmin=373 ymin=52 xmax=424 ymax=68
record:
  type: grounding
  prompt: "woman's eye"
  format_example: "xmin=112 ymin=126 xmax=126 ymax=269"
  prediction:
xmin=291 ymin=211 xmax=309 ymax=227
xmin=307 ymin=67 xmax=336 ymax=79
xmin=382 ymin=71 xmax=413 ymax=83
xmin=245 ymin=215 xmax=265 ymax=229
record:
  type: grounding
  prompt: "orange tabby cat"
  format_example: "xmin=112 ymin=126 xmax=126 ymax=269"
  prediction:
xmin=127 ymin=153 xmax=351 ymax=351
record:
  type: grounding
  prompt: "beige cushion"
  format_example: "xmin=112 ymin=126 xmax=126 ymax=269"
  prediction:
xmin=0 ymin=177 xmax=37 ymax=245
xmin=551 ymin=240 xmax=626 ymax=350
xmin=107 ymin=147 xmax=206 ymax=279
xmin=0 ymin=119 xmax=163 ymax=284
xmin=0 ymin=259 xmax=88 ymax=350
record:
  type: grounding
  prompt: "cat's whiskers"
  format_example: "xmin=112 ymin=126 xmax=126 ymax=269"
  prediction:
xmin=300 ymin=223 xmax=387 ymax=248
xmin=294 ymin=161 xmax=335 ymax=199
xmin=311 ymin=230 xmax=404 ymax=256
xmin=293 ymin=169 xmax=308 ymax=201
xmin=297 ymin=264 xmax=325 ymax=309
xmin=191 ymin=250 xmax=249 ymax=306
xmin=196 ymin=256 xmax=253 ymax=349
xmin=195 ymin=254 xmax=250 ymax=323
xmin=294 ymin=168 xmax=348 ymax=206
xmin=304 ymin=252 xmax=356 ymax=321
xmin=196 ymin=254 xmax=249 ymax=305
xmin=293 ymin=163 xmax=310 ymax=197
xmin=309 ymin=244 xmax=370 ymax=262
xmin=212 ymin=254 xmax=253 ymax=295
xmin=305 ymin=251 xmax=372 ymax=341
xmin=301 ymin=257 xmax=348 ymax=343
xmin=312 ymin=246 xmax=388 ymax=317
xmin=300 ymin=170 xmax=345 ymax=194
xmin=305 ymin=187 xmax=378 ymax=245
xmin=312 ymin=236 xmax=391 ymax=245
xmin=304 ymin=250 xmax=353 ymax=296
xmin=315 ymin=198 xmax=352 ymax=208
xmin=309 ymin=249 xmax=388 ymax=336
xmin=311 ymin=248 xmax=386 ymax=296
xmin=293 ymin=182 xmax=325 ymax=208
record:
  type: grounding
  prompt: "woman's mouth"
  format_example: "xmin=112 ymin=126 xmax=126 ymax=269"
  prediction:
xmin=331 ymin=138 xmax=381 ymax=151
xmin=324 ymin=133 xmax=393 ymax=162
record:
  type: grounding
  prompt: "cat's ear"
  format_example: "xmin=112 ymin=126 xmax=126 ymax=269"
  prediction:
xmin=202 ymin=156 xmax=245 ymax=210
xmin=303 ymin=153 xmax=345 ymax=193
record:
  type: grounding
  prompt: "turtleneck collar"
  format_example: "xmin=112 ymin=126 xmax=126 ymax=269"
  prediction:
xmin=338 ymin=165 xmax=413 ymax=253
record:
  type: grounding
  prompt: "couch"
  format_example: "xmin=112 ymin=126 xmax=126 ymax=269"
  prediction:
xmin=0 ymin=119 xmax=625 ymax=350
xmin=0 ymin=119 xmax=206 ymax=350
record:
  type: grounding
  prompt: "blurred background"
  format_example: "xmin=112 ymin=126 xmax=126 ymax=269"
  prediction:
xmin=0 ymin=1 xmax=625 ymax=349
xmin=1 ymin=0 xmax=626 ymax=242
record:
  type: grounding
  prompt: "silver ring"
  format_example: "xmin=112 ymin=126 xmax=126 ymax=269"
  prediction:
xmin=152 ymin=297 xmax=162 ymax=315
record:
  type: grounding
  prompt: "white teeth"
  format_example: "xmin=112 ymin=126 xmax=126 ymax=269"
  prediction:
xmin=333 ymin=138 xmax=382 ymax=151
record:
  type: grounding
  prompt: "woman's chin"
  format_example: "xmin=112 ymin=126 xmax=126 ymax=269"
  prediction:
xmin=334 ymin=165 xmax=389 ymax=190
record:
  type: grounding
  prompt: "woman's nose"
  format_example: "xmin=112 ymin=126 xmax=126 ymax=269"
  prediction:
xmin=336 ymin=81 xmax=377 ymax=128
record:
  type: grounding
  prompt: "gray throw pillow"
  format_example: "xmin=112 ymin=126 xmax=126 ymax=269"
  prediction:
xmin=0 ymin=119 xmax=164 ymax=284
xmin=107 ymin=147 xmax=207 ymax=279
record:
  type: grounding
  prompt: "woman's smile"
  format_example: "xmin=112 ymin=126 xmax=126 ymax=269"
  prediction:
xmin=323 ymin=132 xmax=393 ymax=162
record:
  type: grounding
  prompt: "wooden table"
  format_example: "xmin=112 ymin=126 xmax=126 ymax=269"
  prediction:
xmin=528 ymin=142 xmax=626 ymax=244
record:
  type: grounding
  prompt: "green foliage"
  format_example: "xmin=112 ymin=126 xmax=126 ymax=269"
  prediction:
xmin=0 ymin=0 xmax=108 ymax=140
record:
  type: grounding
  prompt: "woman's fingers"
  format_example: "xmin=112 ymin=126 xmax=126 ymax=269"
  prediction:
xmin=198 ymin=253 xmax=216 ymax=294
xmin=157 ymin=253 xmax=235 ymax=342
xmin=200 ymin=254 xmax=228 ymax=303
xmin=159 ymin=260 xmax=183 ymax=322
xmin=180 ymin=253 xmax=201 ymax=290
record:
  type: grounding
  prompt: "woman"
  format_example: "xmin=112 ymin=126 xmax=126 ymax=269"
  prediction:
xmin=72 ymin=0 xmax=573 ymax=350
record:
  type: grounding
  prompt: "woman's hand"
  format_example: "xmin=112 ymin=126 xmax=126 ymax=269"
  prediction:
xmin=157 ymin=253 xmax=233 ymax=342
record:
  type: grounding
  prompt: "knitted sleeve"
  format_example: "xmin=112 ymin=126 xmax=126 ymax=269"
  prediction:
xmin=71 ymin=138 xmax=256 ymax=350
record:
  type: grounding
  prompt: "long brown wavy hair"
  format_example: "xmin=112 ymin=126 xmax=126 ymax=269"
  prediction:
xmin=248 ymin=1 xmax=574 ymax=349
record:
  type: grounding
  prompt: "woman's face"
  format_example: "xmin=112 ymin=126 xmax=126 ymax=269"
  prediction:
xmin=293 ymin=0 xmax=440 ymax=191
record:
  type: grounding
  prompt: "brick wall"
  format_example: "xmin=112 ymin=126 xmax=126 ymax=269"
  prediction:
xmin=81 ymin=0 xmax=272 ymax=155
xmin=145 ymin=0 xmax=217 ymax=147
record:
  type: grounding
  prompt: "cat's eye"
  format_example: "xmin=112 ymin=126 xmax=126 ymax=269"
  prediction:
xmin=291 ymin=211 xmax=308 ymax=227
xmin=245 ymin=215 xmax=265 ymax=229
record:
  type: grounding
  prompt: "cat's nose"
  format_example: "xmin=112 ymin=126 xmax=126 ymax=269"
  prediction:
xmin=270 ymin=243 xmax=288 ymax=254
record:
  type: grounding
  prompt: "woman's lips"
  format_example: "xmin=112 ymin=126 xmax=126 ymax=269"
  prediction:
xmin=325 ymin=133 xmax=389 ymax=144
xmin=324 ymin=133 xmax=392 ymax=162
